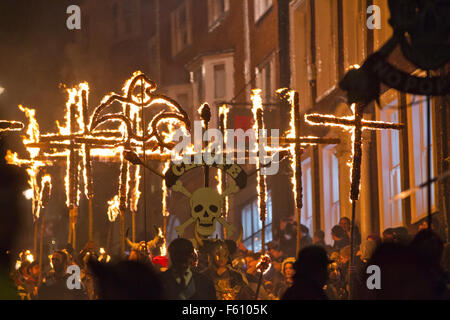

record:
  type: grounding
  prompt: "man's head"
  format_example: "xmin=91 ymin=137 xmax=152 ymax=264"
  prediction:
xmin=51 ymin=250 xmax=67 ymax=274
xmin=168 ymin=238 xmax=194 ymax=273
xmin=331 ymin=225 xmax=347 ymax=241
xmin=27 ymin=261 xmax=40 ymax=278
xmin=294 ymin=246 xmax=331 ymax=288
xmin=339 ymin=217 xmax=351 ymax=232
xmin=313 ymin=230 xmax=325 ymax=243
xmin=267 ymin=241 xmax=283 ymax=260
xmin=209 ymin=241 xmax=230 ymax=269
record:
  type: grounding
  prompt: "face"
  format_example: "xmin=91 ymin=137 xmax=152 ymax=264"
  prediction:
xmin=269 ymin=249 xmax=283 ymax=259
xmin=340 ymin=219 xmax=350 ymax=232
xmin=30 ymin=265 xmax=40 ymax=277
xmin=284 ymin=263 xmax=295 ymax=279
xmin=212 ymin=244 xmax=229 ymax=268
xmin=51 ymin=253 xmax=64 ymax=272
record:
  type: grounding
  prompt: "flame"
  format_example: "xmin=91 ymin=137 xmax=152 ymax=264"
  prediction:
xmin=162 ymin=162 xmax=170 ymax=217
xmin=251 ymin=89 xmax=267 ymax=221
xmin=158 ymin=227 xmax=167 ymax=256
xmin=217 ymin=104 xmax=230 ymax=217
xmin=107 ymin=195 xmax=121 ymax=222
xmin=35 ymin=175 xmax=52 ymax=220
xmin=19 ymin=105 xmax=40 ymax=158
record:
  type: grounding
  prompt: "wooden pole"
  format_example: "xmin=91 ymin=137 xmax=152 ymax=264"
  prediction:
xmin=38 ymin=214 xmax=45 ymax=284
xmin=120 ymin=210 xmax=125 ymax=257
xmin=33 ymin=222 xmax=38 ymax=257
xmin=293 ymin=92 xmax=303 ymax=256
xmin=132 ymin=211 xmax=136 ymax=242
xmin=88 ymin=198 xmax=93 ymax=242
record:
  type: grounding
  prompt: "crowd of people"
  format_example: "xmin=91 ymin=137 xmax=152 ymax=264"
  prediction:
xmin=8 ymin=217 xmax=450 ymax=300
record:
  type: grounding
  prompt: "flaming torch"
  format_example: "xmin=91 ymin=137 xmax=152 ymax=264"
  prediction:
xmin=251 ymin=89 xmax=267 ymax=253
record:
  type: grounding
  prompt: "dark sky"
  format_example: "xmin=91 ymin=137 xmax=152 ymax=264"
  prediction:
xmin=0 ymin=0 xmax=80 ymax=130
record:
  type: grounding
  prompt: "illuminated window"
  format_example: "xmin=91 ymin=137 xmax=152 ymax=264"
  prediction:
xmin=242 ymin=191 xmax=273 ymax=252
xmin=377 ymin=99 xmax=403 ymax=229
xmin=254 ymin=0 xmax=273 ymax=22
xmin=170 ymin=1 xmax=192 ymax=56
xmin=208 ymin=0 xmax=229 ymax=29
xmin=407 ymin=95 xmax=436 ymax=222
xmin=301 ymin=158 xmax=314 ymax=234
xmin=321 ymin=146 xmax=340 ymax=244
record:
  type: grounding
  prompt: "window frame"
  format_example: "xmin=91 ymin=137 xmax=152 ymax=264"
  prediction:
xmin=170 ymin=0 xmax=192 ymax=57
xmin=207 ymin=0 xmax=230 ymax=31
xmin=320 ymin=145 xmax=340 ymax=245
xmin=254 ymin=0 xmax=273 ymax=23
xmin=242 ymin=191 xmax=273 ymax=252
xmin=376 ymin=91 xmax=404 ymax=230
xmin=406 ymin=93 xmax=439 ymax=224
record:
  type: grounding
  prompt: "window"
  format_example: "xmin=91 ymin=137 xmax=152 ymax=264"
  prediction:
xmin=256 ymin=54 xmax=276 ymax=104
xmin=254 ymin=0 xmax=273 ymax=22
xmin=407 ymin=95 xmax=437 ymax=222
xmin=171 ymin=1 xmax=192 ymax=56
xmin=208 ymin=0 xmax=229 ymax=29
xmin=242 ymin=192 xmax=273 ymax=252
xmin=214 ymin=64 xmax=226 ymax=100
xmin=377 ymin=99 xmax=403 ymax=229
xmin=315 ymin=0 xmax=338 ymax=99
xmin=301 ymin=158 xmax=314 ymax=234
xmin=192 ymin=67 xmax=204 ymax=106
xmin=321 ymin=146 xmax=340 ymax=244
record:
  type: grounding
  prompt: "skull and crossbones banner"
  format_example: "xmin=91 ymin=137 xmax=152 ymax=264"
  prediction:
xmin=164 ymin=162 xmax=247 ymax=238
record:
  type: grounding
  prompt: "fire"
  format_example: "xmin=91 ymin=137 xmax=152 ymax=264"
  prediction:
xmin=162 ymin=162 xmax=170 ymax=217
xmin=35 ymin=175 xmax=52 ymax=220
xmin=251 ymin=89 xmax=267 ymax=221
xmin=217 ymin=105 xmax=230 ymax=216
xmin=158 ymin=227 xmax=167 ymax=256
xmin=305 ymin=103 xmax=403 ymax=201
xmin=19 ymin=105 xmax=40 ymax=158
xmin=107 ymin=195 xmax=121 ymax=222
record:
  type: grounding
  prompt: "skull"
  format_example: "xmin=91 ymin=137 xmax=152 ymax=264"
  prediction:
xmin=190 ymin=188 xmax=223 ymax=237
xmin=388 ymin=0 xmax=450 ymax=70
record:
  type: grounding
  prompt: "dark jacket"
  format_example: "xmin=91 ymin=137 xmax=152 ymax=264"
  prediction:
xmin=160 ymin=268 xmax=216 ymax=300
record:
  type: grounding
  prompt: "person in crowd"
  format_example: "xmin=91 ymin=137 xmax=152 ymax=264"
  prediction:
xmin=278 ymin=217 xmax=298 ymax=257
xmin=340 ymin=217 xmax=361 ymax=247
xmin=203 ymin=240 xmax=253 ymax=300
xmin=409 ymin=229 xmax=449 ymax=299
xmin=325 ymin=251 xmax=347 ymax=300
xmin=442 ymin=243 xmax=450 ymax=291
xmin=160 ymin=238 xmax=216 ymax=300
xmin=358 ymin=237 xmax=449 ymax=300
xmin=274 ymin=257 xmax=295 ymax=298
xmin=313 ymin=230 xmax=332 ymax=253
xmin=382 ymin=228 xmax=396 ymax=242
xmin=265 ymin=241 xmax=285 ymax=291
xmin=244 ymin=253 xmax=275 ymax=300
xmin=331 ymin=225 xmax=350 ymax=253
xmin=88 ymin=258 xmax=163 ymax=299
xmin=38 ymin=250 xmax=87 ymax=300
xmin=282 ymin=246 xmax=331 ymax=300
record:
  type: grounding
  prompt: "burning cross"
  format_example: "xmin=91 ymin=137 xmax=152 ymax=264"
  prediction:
xmin=251 ymin=89 xmax=340 ymax=253
xmin=8 ymin=72 xmax=190 ymax=255
xmin=305 ymin=103 xmax=404 ymax=201
xmin=305 ymin=102 xmax=404 ymax=288
xmin=276 ymin=89 xmax=340 ymax=254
